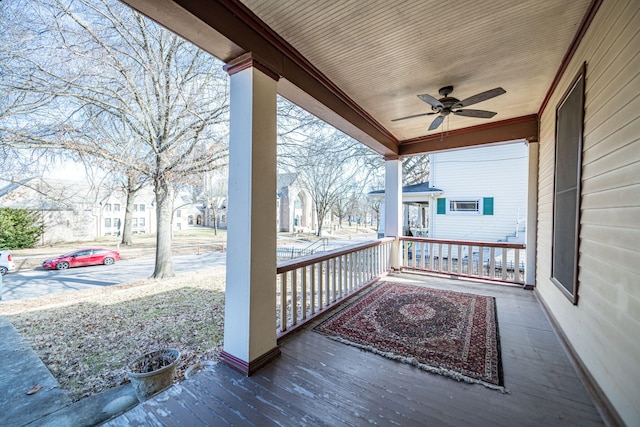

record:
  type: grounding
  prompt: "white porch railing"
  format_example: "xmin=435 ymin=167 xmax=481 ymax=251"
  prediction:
xmin=276 ymin=238 xmax=394 ymax=338
xmin=399 ymin=237 xmax=526 ymax=285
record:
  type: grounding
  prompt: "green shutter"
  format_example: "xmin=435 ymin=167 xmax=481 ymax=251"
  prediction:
xmin=483 ymin=197 xmax=494 ymax=215
xmin=437 ymin=198 xmax=446 ymax=214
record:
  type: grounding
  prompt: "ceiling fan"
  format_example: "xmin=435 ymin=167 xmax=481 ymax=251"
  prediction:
xmin=392 ymin=86 xmax=506 ymax=131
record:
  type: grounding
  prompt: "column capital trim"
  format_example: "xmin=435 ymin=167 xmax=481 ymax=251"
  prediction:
xmin=384 ymin=155 xmax=402 ymax=161
xmin=224 ymin=52 xmax=280 ymax=81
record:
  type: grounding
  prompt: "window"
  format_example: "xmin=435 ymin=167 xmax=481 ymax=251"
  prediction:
xmin=104 ymin=203 xmax=112 ymax=212
xmin=105 ymin=218 xmax=111 ymax=228
xmin=139 ymin=218 xmax=145 ymax=227
xmin=176 ymin=210 xmax=182 ymax=218
xmin=551 ymin=63 xmax=585 ymax=304
xmin=134 ymin=204 xmax=138 ymax=212
xmin=133 ymin=218 xmax=138 ymax=227
xmin=114 ymin=204 xmax=120 ymax=212
xmin=115 ymin=218 xmax=121 ymax=229
xmin=436 ymin=198 xmax=493 ymax=215
xmin=449 ymin=200 xmax=480 ymax=213
xmin=139 ymin=204 xmax=145 ymax=212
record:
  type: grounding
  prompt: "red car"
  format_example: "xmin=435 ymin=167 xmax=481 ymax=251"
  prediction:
xmin=42 ymin=248 xmax=121 ymax=270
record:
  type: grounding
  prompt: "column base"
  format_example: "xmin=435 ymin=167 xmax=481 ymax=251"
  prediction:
xmin=220 ymin=346 xmax=282 ymax=376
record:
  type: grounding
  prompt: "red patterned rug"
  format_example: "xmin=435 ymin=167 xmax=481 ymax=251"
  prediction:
xmin=314 ymin=282 xmax=504 ymax=390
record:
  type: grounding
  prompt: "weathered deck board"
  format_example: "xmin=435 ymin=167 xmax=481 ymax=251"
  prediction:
xmin=103 ymin=274 xmax=605 ymax=426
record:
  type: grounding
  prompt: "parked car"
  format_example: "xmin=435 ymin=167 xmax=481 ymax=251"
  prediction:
xmin=42 ymin=248 xmax=120 ymax=270
xmin=0 ymin=250 xmax=16 ymax=275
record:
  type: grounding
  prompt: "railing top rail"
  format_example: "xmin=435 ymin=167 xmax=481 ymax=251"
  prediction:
xmin=399 ymin=236 xmax=525 ymax=250
xmin=277 ymin=237 xmax=394 ymax=274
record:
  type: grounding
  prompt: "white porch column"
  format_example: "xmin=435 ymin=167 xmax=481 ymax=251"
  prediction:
xmin=525 ymin=141 xmax=539 ymax=289
xmin=378 ymin=203 xmax=385 ymax=238
xmin=221 ymin=53 xmax=280 ymax=375
xmin=385 ymin=157 xmax=402 ymax=269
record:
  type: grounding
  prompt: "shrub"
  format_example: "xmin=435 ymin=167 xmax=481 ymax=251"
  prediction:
xmin=0 ymin=208 xmax=45 ymax=249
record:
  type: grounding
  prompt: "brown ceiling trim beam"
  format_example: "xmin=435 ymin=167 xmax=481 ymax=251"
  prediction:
xmin=171 ymin=0 xmax=398 ymax=155
xmin=398 ymin=115 xmax=539 ymax=156
xmin=538 ymin=0 xmax=603 ymax=117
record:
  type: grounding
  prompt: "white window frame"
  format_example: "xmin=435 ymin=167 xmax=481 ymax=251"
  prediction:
xmin=447 ymin=198 xmax=482 ymax=215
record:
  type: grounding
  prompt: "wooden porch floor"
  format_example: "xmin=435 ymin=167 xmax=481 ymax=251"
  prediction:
xmin=104 ymin=274 xmax=605 ymax=426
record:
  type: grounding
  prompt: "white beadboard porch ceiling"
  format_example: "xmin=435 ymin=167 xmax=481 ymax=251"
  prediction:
xmin=121 ymin=0 xmax=594 ymax=155
xmin=242 ymin=0 xmax=589 ymax=141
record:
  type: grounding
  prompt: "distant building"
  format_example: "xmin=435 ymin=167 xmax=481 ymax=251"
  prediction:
xmin=277 ymin=173 xmax=313 ymax=233
xmin=0 ymin=178 xmax=205 ymax=243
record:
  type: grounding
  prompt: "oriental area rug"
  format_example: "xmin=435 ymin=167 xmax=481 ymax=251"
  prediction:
xmin=314 ymin=282 xmax=504 ymax=390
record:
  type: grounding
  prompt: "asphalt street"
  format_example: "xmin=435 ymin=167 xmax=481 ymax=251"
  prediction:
xmin=0 ymin=252 xmax=226 ymax=301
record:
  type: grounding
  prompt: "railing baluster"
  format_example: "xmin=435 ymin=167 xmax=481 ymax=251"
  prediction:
xmin=301 ymin=266 xmax=307 ymax=320
xmin=310 ymin=263 xmax=316 ymax=315
xmin=403 ymin=241 xmax=408 ymax=268
xmin=337 ymin=255 xmax=343 ymax=298
xmin=332 ymin=257 xmax=338 ymax=301
xmin=291 ymin=269 xmax=297 ymax=326
xmin=318 ymin=261 xmax=324 ymax=309
xmin=280 ymin=272 xmax=287 ymax=332
xmin=489 ymin=247 xmax=496 ymax=279
xmin=325 ymin=259 xmax=330 ymax=306
xmin=502 ymin=249 xmax=508 ymax=281
xmin=429 ymin=242 xmax=434 ymax=270
xmin=514 ymin=249 xmax=521 ymax=282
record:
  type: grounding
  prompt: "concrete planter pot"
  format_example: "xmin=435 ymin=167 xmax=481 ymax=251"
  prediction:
xmin=126 ymin=349 xmax=180 ymax=402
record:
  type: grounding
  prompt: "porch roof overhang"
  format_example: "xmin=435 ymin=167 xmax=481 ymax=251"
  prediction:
xmin=369 ymin=181 xmax=442 ymax=204
xmin=120 ymin=0 xmax=598 ymax=157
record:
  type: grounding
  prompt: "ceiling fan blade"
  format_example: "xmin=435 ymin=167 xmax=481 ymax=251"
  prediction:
xmin=417 ymin=94 xmax=444 ymax=109
xmin=453 ymin=109 xmax=497 ymax=118
xmin=457 ymin=87 xmax=506 ymax=108
xmin=391 ymin=112 xmax=437 ymax=122
xmin=428 ymin=115 xmax=445 ymax=131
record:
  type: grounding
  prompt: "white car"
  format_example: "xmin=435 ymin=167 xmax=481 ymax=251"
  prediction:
xmin=0 ymin=250 xmax=16 ymax=275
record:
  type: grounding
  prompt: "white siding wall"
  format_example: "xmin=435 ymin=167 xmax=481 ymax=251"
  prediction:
xmin=430 ymin=142 xmax=528 ymax=242
xmin=537 ymin=0 xmax=640 ymax=424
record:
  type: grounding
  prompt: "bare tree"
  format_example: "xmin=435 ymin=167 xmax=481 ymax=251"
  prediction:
xmin=403 ymin=155 xmax=430 ymax=185
xmin=0 ymin=0 xmax=229 ymax=278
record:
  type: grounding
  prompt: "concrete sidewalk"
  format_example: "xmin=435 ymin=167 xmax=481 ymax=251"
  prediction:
xmin=0 ymin=315 xmax=138 ymax=426
xmin=0 ymin=315 xmax=70 ymax=426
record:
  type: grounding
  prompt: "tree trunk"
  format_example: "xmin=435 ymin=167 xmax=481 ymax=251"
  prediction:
xmin=151 ymin=175 xmax=175 ymax=278
xmin=315 ymin=206 xmax=324 ymax=237
xmin=121 ymin=189 xmax=136 ymax=246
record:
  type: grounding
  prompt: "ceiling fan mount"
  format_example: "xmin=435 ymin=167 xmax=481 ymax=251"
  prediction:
xmin=438 ymin=85 xmax=454 ymax=97
xmin=392 ymin=85 xmax=506 ymax=131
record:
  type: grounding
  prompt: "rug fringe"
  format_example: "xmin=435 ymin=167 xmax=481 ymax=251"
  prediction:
xmin=325 ymin=335 xmax=507 ymax=393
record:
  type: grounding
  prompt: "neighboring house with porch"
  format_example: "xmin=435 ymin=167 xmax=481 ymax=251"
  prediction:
xmin=369 ymin=181 xmax=443 ymax=237
xmin=370 ymin=142 xmax=528 ymax=243
xmin=429 ymin=141 xmax=528 ymax=242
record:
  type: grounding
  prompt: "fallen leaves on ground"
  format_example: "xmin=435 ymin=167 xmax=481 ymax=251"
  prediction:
xmin=2 ymin=267 xmax=226 ymax=402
